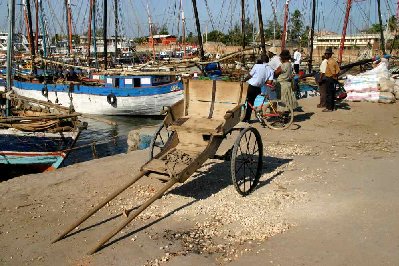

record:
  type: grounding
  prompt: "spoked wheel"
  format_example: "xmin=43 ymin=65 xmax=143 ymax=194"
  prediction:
xmin=231 ymin=127 xmax=263 ymax=196
xmin=260 ymin=100 xmax=293 ymax=130
xmin=149 ymin=123 xmax=174 ymax=160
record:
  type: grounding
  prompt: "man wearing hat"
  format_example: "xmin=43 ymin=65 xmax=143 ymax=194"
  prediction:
xmin=323 ymin=47 xmax=340 ymax=112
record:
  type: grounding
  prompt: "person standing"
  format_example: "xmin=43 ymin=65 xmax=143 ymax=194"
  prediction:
xmin=293 ymin=48 xmax=301 ymax=74
xmin=267 ymin=47 xmax=282 ymax=77
xmin=276 ymin=49 xmax=298 ymax=110
xmin=243 ymin=56 xmax=273 ymax=122
xmin=317 ymin=55 xmax=328 ymax=108
xmin=323 ymin=47 xmax=340 ymax=112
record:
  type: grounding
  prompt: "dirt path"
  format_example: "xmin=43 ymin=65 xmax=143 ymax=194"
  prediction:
xmin=1 ymin=97 xmax=398 ymax=265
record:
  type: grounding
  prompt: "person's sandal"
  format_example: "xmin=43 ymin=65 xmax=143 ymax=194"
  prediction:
xmin=322 ymin=109 xmax=333 ymax=112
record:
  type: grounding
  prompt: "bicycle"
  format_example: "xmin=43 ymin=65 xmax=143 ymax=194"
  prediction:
xmin=246 ymin=84 xmax=294 ymax=130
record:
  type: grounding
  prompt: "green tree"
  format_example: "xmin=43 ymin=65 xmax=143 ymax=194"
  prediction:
xmin=158 ymin=24 xmax=169 ymax=35
xmin=207 ymin=30 xmax=226 ymax=42
xmin=364 ymin=23 xmax=385 ymax=34
xmin=388 ymin=15 xmax=397 ymax=32
xmin=264 ymin=19 xmax=282 ymax=40
xmin=289 ymin=9 xmax=303 ymax=41
xmin=300 ymin=26 xmax=310 ymax=47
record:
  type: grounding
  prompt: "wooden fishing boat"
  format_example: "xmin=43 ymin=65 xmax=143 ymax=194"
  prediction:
xmin=12 ymin=72 xmax=184 ymax=116
xmin=0 ymin=92 xmax=85 ymax=171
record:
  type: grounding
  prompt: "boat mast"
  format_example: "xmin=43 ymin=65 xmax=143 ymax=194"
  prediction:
xmin=338 ymin=0 xmax=352 ymax=64
xmin=38 ymin=0 xmax=46 ymax=57
xmin=241 ymin=0 xmax=246 ymax=50
xmin=114 ymin=0 xmax=118 ymax=58
xmin=191 ymin=0 xmax=205 ymax=60
xmin=34 ymin=0 xmax=39 ymax=54
xmin=256 ymin=0 xmax=266 ymax=59
xmin=281 ymin=0 xmax=290 ymax=50
xmin=24 ymin=0 xmax=35 ymax=57
xmin=377 ymin=0 xmax=386 ymax=54
xmin=93 ymin=0 xmax=98 ymax=69
xmin=23 ymin=2 xmax=33 ymax=55
xmin=6 ymin=0 xmax=16 ymax=116
xmin=103 ymin=0 xmax=108 ymax=69
xmin=181 ymin=0 xmax=186 ymax=58
xmin=87 ymin=0 xmax=94 ymax=65
xmin=146 ymin=3 xmax=156 ymax=61
xmin=308 ymin=0 xmax=316 ymax=72
xmin=65 ymin=0 xmax=73 ymax=56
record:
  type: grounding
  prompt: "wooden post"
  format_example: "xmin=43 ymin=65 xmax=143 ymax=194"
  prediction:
xmin=191 ymin=0 xmax=204 ymax=60
xmin=256 ymin=0 xmax=266 ymax=59
xmin=377 ymin=0 xmax=386 ymax=54
xmin=308 ymin=0 xmax=316 ymax=72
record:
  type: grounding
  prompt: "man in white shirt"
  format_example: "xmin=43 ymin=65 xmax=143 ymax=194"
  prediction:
xmin=293 ymin=48 xmax=301 ymax=74
xmin=243 ymin=56 xmax=274 ymax=122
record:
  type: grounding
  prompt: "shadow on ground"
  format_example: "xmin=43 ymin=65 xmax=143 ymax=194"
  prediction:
xmin=86 ymin=155 xmax=292 ymax=252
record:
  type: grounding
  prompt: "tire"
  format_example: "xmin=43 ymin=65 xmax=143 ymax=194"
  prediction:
xmin=231 ymin=127 xmax=263 ymax=196
xmin=261 ymin=100 xmax=293 ymax=130
xmin=149 ymin=123 xmax=174 ymax=160
xmin=107 ymin=93 xmax=117 ymax=105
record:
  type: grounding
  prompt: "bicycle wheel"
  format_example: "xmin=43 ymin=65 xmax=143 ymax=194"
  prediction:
xmin=261 ymin=100 xmax=293 ymax=130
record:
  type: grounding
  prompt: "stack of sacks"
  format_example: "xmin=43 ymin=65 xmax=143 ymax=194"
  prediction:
xmin=344 ymin=62 xmax=396 ymax=103
xmin=393 ymin=79 xmax=399 ymax=100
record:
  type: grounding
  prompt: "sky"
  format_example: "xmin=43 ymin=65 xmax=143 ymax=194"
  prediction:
xmin=0 ymin=0 xmax=397 ymax=38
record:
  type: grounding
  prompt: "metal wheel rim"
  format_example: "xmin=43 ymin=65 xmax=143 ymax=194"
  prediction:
xmin=231 ymin=127 xmax=263 ymax=196
xmin=149 ymin=124 xmax=173 ymax=160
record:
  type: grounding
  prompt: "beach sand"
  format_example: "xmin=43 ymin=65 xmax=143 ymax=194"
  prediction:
xmin=1 ymin=97 xmax=399 ymax=265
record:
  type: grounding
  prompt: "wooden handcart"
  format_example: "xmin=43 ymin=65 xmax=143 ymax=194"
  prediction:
xmin=53 ymin=79 xmax=264 ymax=254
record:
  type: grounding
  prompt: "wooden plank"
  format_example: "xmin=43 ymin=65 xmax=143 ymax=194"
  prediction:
xmin=214 ymin=81 xmax=243 ymax=103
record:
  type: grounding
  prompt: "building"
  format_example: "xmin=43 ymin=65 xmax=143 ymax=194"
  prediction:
xmin=313 ymin=32 xmax=393 ymax=50
xmin=148 ymin=35 xmax=177 ymax=46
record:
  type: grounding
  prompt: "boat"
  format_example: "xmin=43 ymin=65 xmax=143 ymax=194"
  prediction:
xmin=0 ymin=92 xmax=85 ymax=172
xmin=12 ymin=72 xmax=184 ymax=115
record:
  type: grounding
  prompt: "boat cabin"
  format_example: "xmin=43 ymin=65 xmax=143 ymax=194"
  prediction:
xmin=92 ymin=75 xmax=176 ymax=89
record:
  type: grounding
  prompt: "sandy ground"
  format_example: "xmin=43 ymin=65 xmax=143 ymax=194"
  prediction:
xmin=1 ymin=97 xmax=399 ymax=266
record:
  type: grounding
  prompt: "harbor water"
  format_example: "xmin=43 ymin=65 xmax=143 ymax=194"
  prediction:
xmin=63 ymin=116 xmax=162 ymax=166
xmin=1 ymin=116 xmax=162 ymax=180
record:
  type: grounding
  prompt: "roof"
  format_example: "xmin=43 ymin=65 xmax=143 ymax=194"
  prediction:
xmin=149 ymin=35 xmax=177 ymax=39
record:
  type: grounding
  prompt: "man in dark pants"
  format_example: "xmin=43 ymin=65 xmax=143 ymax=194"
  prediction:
xmin=243 ymin=56 xmax=273 ymax=122
xmin=323 ymin=47 xmax=340 ymax=112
